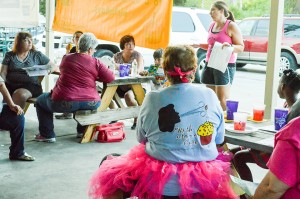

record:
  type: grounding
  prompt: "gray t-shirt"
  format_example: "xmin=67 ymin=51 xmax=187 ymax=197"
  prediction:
xmin=2 ymin=50 xmax=50 ymax=85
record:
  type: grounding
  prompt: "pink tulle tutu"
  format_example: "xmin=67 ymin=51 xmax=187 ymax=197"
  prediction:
xmin=89 ymin=144 xmax=238 ymax=199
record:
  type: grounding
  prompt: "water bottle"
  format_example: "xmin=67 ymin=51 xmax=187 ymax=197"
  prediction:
xmin=131 ymin=59 xmax=138 ymax=77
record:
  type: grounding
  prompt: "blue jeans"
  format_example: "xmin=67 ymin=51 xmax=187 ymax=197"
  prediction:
xmin=0 ymin=105 xmax=25 ymax=158
xmin=36 ymin=93 xmax=100 ymax=138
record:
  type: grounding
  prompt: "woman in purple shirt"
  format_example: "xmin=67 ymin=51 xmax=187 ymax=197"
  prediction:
xmin=34 ymin=33 xmax=115 ymax=142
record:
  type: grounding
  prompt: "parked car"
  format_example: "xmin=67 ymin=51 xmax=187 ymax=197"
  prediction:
xmin=237 ymin=15 xmax=300 ymax=72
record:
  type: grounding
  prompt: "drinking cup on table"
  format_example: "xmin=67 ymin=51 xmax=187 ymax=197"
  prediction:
xmin=233 ymin=112 xmax=248 ymax=131
xmin=253 ymin=104 xmax=266 ymax=121
xmin=119 ymin=64 xmax=127 ymax=77
xmin=274 ymin=108 xmax=289 ymax=131
xmin=125 ymin=64 xmax=131 ymax=76
xmin=226 ymin=100 xmax=239 ymax=120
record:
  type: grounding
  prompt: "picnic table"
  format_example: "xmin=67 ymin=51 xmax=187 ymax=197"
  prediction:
xmin=75 ymin=75 xmax=155 ymax=143
xmin=225 ymin=121 xmax=275 ymax=153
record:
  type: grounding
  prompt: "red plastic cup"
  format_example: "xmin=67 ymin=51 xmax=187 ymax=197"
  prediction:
xmin=253 ymin=104 xmax=265 ymax=121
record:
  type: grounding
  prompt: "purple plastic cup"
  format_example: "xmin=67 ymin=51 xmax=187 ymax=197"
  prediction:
xmin=274 ymin=108 xmax=289 ymax=130
xmin=125 ymin=64 xmax=131 ymax=76
xmin=226 ymin=100 xmax=239 ymax=120
xmin=119 ymin=64 xmax=127 ymax=77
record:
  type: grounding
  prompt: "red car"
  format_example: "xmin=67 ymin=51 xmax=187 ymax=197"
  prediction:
xmin=237 ymin=15 xmax=300 ymax=72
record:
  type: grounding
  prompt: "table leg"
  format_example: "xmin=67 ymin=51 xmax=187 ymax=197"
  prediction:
xmin=80 ymin=85 xmax=118 ymax=143
xmin=80 ymin=124 xmax=98 ymax=143
xmin=98 ymin=85 xmax=118 ymax=111
xmin=131 ymin=84 xmax=145 ymax=105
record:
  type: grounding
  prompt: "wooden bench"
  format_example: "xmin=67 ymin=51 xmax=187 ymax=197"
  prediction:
xmin=74 ymin=106 xmax=140 ymax=143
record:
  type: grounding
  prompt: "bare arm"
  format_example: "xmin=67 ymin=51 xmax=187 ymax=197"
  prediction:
xmin=47 ymin=60 xmax=59 ymax=73
xmin=253 ymin=171 xmax=290 ymax=199
xmin=226 ymin=22 xmax=244 ymax=53
xmin=0 ymin=64 xmax=8 ymax=81
xmin=0 ymin=82 xmax=23 ymax=115
xmin=137 ymin=56 xmax=144 ymax=72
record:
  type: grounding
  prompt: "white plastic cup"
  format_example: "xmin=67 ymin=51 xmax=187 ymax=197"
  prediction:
xmin=233 ymin=112 xmax=248 ymax=131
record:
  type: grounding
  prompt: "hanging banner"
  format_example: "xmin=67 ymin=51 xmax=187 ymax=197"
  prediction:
xmin=53 ymin=0 xmax=172 ymax=49
xmin=0 ymin=0 xmax=39 ymax=28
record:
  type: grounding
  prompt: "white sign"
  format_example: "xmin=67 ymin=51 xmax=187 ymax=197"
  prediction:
xmin=0 ymin=0 xmax=39 ymax=28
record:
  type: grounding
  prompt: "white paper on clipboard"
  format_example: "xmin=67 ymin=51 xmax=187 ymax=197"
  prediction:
xmin=207 ymin=42 xmax=234 ymax=73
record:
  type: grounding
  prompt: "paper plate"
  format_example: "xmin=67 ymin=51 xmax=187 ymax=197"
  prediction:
xmin=225 ymin=124 xmax=257 ymax=135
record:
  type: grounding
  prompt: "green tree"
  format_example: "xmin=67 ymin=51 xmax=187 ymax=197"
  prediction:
xmin=173 ymin=0 xmax=187 ymax=6
xmin=39 ymin=0 xmax=46 ymax=16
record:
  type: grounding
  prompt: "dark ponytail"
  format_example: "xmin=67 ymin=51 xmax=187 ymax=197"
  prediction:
xmin=282 ymin=69 xmax=300 ymax=92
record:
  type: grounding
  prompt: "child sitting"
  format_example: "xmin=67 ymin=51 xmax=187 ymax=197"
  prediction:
xmin=140 ymin=48 xmax=168 ymax=89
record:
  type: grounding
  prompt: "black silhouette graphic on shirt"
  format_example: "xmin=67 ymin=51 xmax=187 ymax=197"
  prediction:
xmin=158 ymin=104 xmax=180 ymax=132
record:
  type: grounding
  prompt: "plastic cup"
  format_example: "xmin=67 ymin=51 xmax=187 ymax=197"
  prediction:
xmin=226 ymin=100 xmax=239 ymax=120
xmin=233 ymin=112 xmax=248 ymax=131
xmin=253 ymin=104 xmax=266 ymax=121
xmin=119 ymin=64 xmax=127 ymax=77
xmin=274 ymin=108 xmax=289 ymax=130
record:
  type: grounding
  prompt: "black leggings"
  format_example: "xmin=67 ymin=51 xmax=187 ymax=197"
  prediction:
xmin=6 ymin=82 xmax=43 ymax=98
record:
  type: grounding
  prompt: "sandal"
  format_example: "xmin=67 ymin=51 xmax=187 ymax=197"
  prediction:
xmin=10 ymin=152 xmax=35 ymax=161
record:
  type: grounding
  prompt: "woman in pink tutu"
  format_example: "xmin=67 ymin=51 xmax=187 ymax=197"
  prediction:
xmin=89 ymin=45 xmax=238 ymax=199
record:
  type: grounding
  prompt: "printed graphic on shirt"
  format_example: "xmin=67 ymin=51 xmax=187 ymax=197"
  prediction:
xmin=158 ymin=104 xmax=180 ymax=132
xmin=197 ymin=121 xmax=214 ymax=145
xmin=158 ymin=102 xmax=214 ymax=146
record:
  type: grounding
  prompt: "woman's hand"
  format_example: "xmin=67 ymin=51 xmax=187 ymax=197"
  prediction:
xmin=9 ymin=104 xmax=24 ymax=115
xmin=222 ymin=42 xmax=232 ymax=49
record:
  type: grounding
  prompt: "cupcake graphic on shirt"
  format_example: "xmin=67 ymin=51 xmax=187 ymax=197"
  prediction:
xmin=197 ymin=121 xmax=214 ymax=145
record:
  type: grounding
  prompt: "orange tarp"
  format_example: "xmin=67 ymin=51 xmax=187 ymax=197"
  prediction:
xmin=53 ymin=0 xmax=173 ymax=49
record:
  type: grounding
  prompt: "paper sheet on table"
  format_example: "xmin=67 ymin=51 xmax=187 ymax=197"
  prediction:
xmin=22 ymin=65 xmax=50 ymax=76
xmin=230 ymin=175 xmax=259 ymax=196
xmin=207 ymin=42 xmax=234 ymax=73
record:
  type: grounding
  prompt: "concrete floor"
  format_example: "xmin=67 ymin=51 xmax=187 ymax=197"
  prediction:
xmin=0 ymin=104 xmax=268 ymax=199
xmin=0 ymin=105 xmax=138 ymax=199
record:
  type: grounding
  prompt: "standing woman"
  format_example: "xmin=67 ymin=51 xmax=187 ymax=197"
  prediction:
xmin=200 ymin=1 xmax=244 ymax=110
xmin=113 ymin=35 xmax=144 ymax=129
xmin=0 ymin=32 xmax=56 ymax=109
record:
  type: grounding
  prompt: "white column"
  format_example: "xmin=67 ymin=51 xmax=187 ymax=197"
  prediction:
xmin=264 ymin=0 xmax=284 ymax=119
xmin=44 ymin=0 xmax=55 ymax=92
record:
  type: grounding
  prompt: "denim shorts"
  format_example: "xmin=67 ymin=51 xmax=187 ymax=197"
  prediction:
xmin=200 ymin=63 xmax=236 ymax=86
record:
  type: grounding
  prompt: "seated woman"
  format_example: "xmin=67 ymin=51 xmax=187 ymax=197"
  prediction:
xmin=0 ymin=32 xmax=56 ymax=109
xmin=253 ymin=116 xmax=300 ymax=199
xmin=233 ymin=69 xmax=300 ymax=181
xmin=88 ymin=45 xmax=238 ymax=199
xmin=34 ymin=33 xmax=115 ymax=142
xmin=113 ymin=35 xmax=144 ymax=129
xmin=0 ymin=76 xmax=34 ymax=161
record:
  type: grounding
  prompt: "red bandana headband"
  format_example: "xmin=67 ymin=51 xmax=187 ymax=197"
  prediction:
xmin=167 ymin=66 xmax=194 ymax=83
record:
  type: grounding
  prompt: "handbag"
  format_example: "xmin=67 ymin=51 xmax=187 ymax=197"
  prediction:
xmin=95 ymin=122 xmax=125 ymax=143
